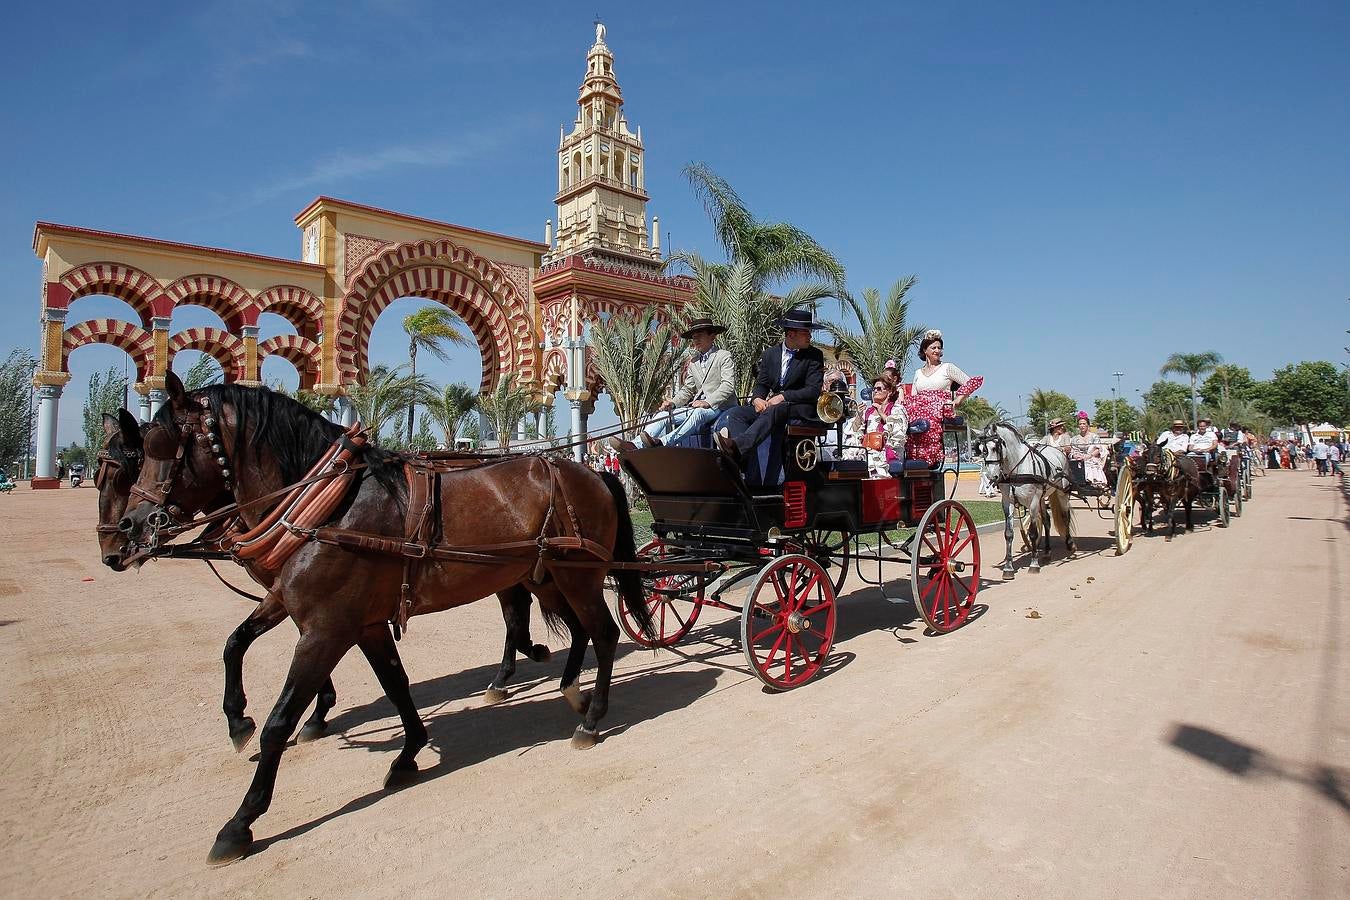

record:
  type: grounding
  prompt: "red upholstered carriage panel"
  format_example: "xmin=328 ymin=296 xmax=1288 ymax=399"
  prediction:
xmin=907 ymin=480 xmax=934 ymax=523
xmin=861 ymin=478 xmax=900 ymax=524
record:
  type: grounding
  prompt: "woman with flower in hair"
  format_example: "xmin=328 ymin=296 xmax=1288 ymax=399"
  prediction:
xmin=903 ymin=329 xmax=984 ymax=467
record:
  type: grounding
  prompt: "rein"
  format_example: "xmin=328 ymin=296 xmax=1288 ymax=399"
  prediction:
xmin=984 ymin=422 xmax=1068 ymax=490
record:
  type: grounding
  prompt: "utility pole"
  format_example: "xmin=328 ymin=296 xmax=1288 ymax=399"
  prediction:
xmin=1111 ymin=371 xmax=1125 ymax=435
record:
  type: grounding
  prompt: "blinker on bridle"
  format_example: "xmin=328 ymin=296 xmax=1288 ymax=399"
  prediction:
xmin=127 ymin=403 xmax=233 ymax=534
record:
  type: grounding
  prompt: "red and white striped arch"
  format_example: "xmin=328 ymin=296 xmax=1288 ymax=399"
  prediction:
xmin=164 ymin=275 xmax=259 ymax=331
xmin=256 ymin=285 xmax=324 ymax=338
xmin=168 ymin=327 xmax=246 ymax=382
xmin=338 ymin=239 xmax=535 ymax=394
xmin=62 ymin=318 xmax=156 ymax=379
xmin=59 ymin=263 xmax=168 ymax=327
xmin=540 ymin=346 xmax=568 ymax=399
xmin=258 ymin=334 xmax=321 ymax=385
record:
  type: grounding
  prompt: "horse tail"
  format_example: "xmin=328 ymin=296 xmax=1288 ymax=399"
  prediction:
xmin=1050 ymin=487 xmax=1073 ymax=541
xmin=598 ymin=470 xmax=654 ymax=642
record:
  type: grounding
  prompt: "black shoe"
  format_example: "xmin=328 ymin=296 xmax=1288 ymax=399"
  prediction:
xmin=715 ymin=428 xmax=742 ymax=466
xmin=607 ymin=436 xmax=638 ymax=453
xmin=639 ymin=432 xmax=661 ymax=448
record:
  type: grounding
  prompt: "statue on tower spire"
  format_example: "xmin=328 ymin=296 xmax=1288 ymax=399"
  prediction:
xmin=594 ymin=18 xmax=606 ymax=44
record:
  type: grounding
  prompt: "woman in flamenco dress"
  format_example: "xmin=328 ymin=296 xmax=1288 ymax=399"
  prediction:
xmin=903 ymin=329 xmax=984 ymax=467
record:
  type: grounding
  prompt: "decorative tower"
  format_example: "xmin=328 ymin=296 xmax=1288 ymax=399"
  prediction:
xmin=544 ymin=21 xmax=661 ymax=271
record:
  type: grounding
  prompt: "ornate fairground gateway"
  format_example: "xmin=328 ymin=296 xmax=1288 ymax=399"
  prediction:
xmin=28 ymin=23 xmax=691 ymax=488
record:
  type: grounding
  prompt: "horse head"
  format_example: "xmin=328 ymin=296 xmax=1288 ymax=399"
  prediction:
xmin=119 ymin=372 xmax=234 ymax=548
xmin=94 ymin=409 xmax=145 ymax=571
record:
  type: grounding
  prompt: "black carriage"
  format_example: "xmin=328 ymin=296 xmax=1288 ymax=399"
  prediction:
xmin=1195 ymin=449 xmax=1243 ymax=526
xmin=616 ymin=421 xmax=981 ymax=691
xmin=1063 ymin=441 xmax=1135 ymax=555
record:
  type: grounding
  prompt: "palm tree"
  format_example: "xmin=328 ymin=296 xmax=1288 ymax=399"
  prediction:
xmin=347 ymin=364 xmax=435 ymax=445
xmin=402 ymin=306 xmax=470 ymax=438
xmin=587 ymin=306 xmax=683 ymax=433
xmin=821 ymin=277 xmax=926 ymax=384
xmin=1160 ymin=351 xmax=1223 ymax=427
xmin=673 ymin=255 xmax=839 ymax=399
xmin=426 ymin=382 xmax=477 ymax=448
xmin=479 ymin=374 xmax=535 ymax=450
xmin=683 ymin=163 xmax=845 ymax=288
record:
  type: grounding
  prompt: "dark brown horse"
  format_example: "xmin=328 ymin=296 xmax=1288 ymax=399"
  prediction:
xmin=117 ymin=375 xmax=650 ymax=865
xmin=1130 ymin=442 xmax=1199 ymax=541
xmin=97 ymin=410 xmax=554 ymax=751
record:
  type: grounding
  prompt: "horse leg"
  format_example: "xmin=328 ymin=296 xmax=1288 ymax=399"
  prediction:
xmin=552 ymin=571 xmax=618 ymax=749
xmin=357 ymin=622 xmax=428 ymax=790
xmin=545 ymin=593 xmax=592 ymax=717
xmin=1000 ymin=495 xmax=1017 ymax=580
xmin=297 ymin=675 xmax=338 ymax=744
xmin=222 ymin=596 xmax=286 ymax=752
xmin=1039 ymin=502 xmax=1052 ymax=567
xmin=207 ymin=630 xmax=353 ymax=867
xmin=485 ymin=586 xmax=547 ymax=705
xmin=1164 ymin=491 xmax=1176 ymax=542
xmin=1027 ymin=499 xmax=1042 ymax=574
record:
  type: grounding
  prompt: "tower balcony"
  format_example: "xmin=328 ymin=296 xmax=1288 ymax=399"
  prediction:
xmin=555 ymin=174 xmax=648 ymax=204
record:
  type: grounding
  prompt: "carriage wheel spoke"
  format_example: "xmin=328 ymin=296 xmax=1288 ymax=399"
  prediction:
xmin=752 ymin=622 xmax=782 ymax=644
xmin=762 ymin=629 xmax=788 ymax=669
xmin=798 ymin=600 xmax=833 ymax=618
xmin=950 ymin=532 xmax=975 ymax=558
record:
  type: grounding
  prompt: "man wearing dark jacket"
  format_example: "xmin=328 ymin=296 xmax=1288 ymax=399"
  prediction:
xmin=716 ymin=308 xmax=826 ymax=465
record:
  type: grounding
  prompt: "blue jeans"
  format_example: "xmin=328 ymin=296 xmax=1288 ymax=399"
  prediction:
xmin=644 ymin=406 xmax=720 ymax=446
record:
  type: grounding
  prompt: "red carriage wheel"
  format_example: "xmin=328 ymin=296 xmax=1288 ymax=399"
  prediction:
xmin=783 ymin=529 xmax=851 ymax=596
xmin=739 ymin=554 xmax=837 ymax=691
xmin=909 ymin=499 xmax=981 ymax=634
xmin=617 ymin=538 xmax=703 ymax=648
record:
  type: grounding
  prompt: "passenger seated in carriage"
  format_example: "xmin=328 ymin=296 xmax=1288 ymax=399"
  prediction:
xmin=1068 ymin=412 xmax=1117 ymax=488
xmin=842 ymin=373 xmax=908 ymax=477
xmin=1040 ymin=418 xmax=1072 ymax=449
xmin=609 ymin=317 xmax=736 ymax=452
xmin=1188 ymin=417 xmax=1219 ymax=463
xmin=1156 ymin=419 xmax=1192 ymax=453
xmin=715 ymin=309 xmax=825 ymax=467
xmin=903 ymin=329 xmax=983 ymax=467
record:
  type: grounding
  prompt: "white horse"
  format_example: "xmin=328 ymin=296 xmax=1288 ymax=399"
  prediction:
xmin=976 ymin=422 xmax=1075 ymax=579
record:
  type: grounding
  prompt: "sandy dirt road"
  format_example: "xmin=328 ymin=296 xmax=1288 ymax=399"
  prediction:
xmin=0 ymin=471 xmax=1345 ymax=898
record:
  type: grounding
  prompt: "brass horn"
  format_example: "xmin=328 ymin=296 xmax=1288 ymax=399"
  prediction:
xmin=817 ymin=389 xmax=845 ymax=424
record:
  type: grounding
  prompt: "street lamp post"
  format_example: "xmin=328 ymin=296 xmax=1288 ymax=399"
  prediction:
xmin=1111 ymin=371 xmax=1125 ymax=435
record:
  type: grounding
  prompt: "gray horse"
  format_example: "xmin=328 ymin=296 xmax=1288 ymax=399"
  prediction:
xmin=976 ymin=422 xmax=1075 ymax=579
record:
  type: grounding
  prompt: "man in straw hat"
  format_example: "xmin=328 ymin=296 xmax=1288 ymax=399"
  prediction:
xmin=716 ymin=308 xmax=826 ymax=466
xmin=609 ymin=317 xmax=736 ymax=451
xmin=1156 ymin=419 xmax=1192 ymax=454
xmin=1040 ymin=418 xmax=1071 ymax=449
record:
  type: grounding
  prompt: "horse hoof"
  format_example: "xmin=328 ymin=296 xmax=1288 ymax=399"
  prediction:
xmin=296 ymin=721 xmax=327 ymax=743
xmin=383 ymin=759 xmax=420 ymax=791
xmin=529 ymin=644 xmax=552 ymax=662
xmin=229 ymin=718 xmax=256 ymax=753
xmin=483 ymin=686 xmax=509 ymax=705
xmin=571 ymin=726 xmax=599 ymax=750
xmin=206 ymin=830 xmax=252 ymax=867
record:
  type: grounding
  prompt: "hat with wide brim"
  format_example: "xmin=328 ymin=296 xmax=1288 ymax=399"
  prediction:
xmin=1048 ymin=418 xmax=1066 ymax=429
xmin=679 ymin=317 xmax=726 ymax=339
xmin=776 ymin=308 xmax=828 ymax=331
xmin=1171 ymin=419 xmax=1187 ymax=428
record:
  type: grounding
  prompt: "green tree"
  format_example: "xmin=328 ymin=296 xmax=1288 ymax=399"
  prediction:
xmin=1092 ymin=397 xmax=1139 ymax=434
xmin=1261 ymin=361 xmax=1350 ymax=443
xmin=479 ymin=374 xmax=535 ymax=450
xmin=347 ymin=364 xmax=436 ymax=445
xmin=955 ymin=396 xmax=1006 ymax=430
xmin=822 ymin=277 xmax=926 ymax=385
xmin=402 ymin=306 xmax=470 ymax=438
xmin=61 ymin=442 xmax=89 ymax=468
xmin=265 ymin=379 xmax=336 ymax=416
xmin=683 ymin=162 xmax=845 ymax=287
xmin=182 ymin=354 xmax=223 ymax=391
xmin=1159 ymin=351 xmax=1222 ymax=427
xmin=82 ymin=367 xmax=128 ymax=461
xmin=409 ymin=416 xmax=438 ymax=452
xmin=426 ymin=382 xmax=478 ymax=447
xmin=587 ymin=306 xmax=683 ymax=433
xmin=0 ymin=348 xmax=37 ymax=472
xmin=673 ymin=255 xmax=838 ymax=399
xmin=1141 ymin=379 xmax=1191 ymax=413
xmin=1026 ymin=388 xmax=1078 ymax=435
xmin=1198 ymin=364 xmax=1262 ymax=408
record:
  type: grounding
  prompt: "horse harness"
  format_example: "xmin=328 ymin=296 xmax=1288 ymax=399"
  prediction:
xmin=981 ymin=424 xmax=1069 ymax=489
xmin=131 ymin=405 xmax=611 ymax=639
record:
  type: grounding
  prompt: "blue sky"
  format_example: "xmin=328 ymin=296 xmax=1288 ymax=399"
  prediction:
xmin=2 ymin=0 xmax=1346 ymax=444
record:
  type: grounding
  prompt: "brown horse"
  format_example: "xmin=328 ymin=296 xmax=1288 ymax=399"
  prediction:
xmin=1129 ymin=442 xmax=1199 ymax=541
xmin=97 ymin=410 xmax=555 ymax=751
xmin=117 ymin=375 xmax=650 ymax=865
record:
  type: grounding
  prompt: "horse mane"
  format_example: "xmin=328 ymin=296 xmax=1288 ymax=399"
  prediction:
xmin=154 ymin=384 xmax=404 ymax=497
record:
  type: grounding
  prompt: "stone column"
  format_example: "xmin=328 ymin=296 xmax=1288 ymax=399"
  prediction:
xmin=149 ymin=389 xmax=167 ymax=417
xmin=135 ymin=385 xmax=151 ymax=422
xmin=33 ymin=384 xmax=62 ymax=488
xmin=565 ymin=389 xmax=591 ymax=464
xmin=238 ymin=325 xmax=261 ymax=386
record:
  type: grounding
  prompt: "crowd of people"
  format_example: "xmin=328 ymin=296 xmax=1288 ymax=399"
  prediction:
xmin=582 ymin=310 xmax=1344 ymax=487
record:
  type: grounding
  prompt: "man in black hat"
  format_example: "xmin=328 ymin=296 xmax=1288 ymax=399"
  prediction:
xmin=609 ymin=317 xmax=736 ymax=450
xmin=716 ymin=308 xmax=826 ymax=465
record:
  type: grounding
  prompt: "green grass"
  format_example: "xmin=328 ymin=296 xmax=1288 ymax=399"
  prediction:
xmin=628 ymin=498 xmax=1004 ymax=548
